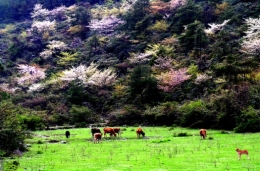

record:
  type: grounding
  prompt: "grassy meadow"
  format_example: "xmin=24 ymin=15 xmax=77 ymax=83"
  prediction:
xmin=6 ymin=127 xmax=260 ymax=171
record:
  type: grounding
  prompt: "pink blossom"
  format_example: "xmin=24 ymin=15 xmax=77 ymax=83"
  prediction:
xmin=156 ymin=68 xmax=191 ymax=92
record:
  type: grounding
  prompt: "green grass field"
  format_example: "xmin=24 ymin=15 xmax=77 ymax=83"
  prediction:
xmin=6 ymin=127 xmax=260 ymax=171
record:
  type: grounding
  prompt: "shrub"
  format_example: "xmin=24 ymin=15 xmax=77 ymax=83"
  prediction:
xmin=18 ymin=113 xmax=46 ymax=131
xmin=234 ymin=106 xmax=260 ymax=133
xmin=143 ymin=102 xmax=179 ymax=126
xmin=37 ymin=140 xmax=44 ymax=144
xmin=3 ymin=160 xmax=20 ymax=171
xmin=69 ymin=105 xmax=97 ymax=125
xmin=152 ymin=138 xmax=171 ymax=143
xmin=37 ymin=151 xmax=43 ymax=154
xmin=173 ymin=132 xmax=188 ymax=137
xmin=178 ymin=99 xmax=213 ymax=128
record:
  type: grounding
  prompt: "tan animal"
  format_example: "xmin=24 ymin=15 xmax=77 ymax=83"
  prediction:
xmin=93 ymin=133 xmax=102 ymax=143
xmin=136 ymin=127 xmax=145 ymax=138
xmin=199 ymin=129 xmax=207 ymax=139
xmin=113 ymin=127 xmax=122 ymax=137
xmin=103 ymin=127 xmax=117 ymax=137
xmin=236 ymin=148 xmax=250 ymax=160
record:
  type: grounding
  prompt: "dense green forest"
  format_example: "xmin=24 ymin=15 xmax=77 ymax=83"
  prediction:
xmin=0 ymin=0 xmax=260 ymax=156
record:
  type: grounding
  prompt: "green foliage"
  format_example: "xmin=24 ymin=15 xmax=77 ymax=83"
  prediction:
xmin=0 ymin=100 xmax=25 ymax=156
xmin=108 ymin=105 xmax=142 ymax=125
xmin=187 ymin=64 xmax=199 ymax=77
xmin=69 ymin=105 xmax=97 ymax=125
xmin=170 ymin=0 xmax=202 ymax=34
xmin=143 ymin=101 xmax=179 ymax=125
xmin=234 ymin=106 xmax=260 ymax=133
xmin=57 ymin=52 xmax=79 ymax=67
xmin=3 ymin=160 xmax=19 ymax=171
xmin=123 ymin=0 xmax=150 ymax=34
xmin=0 ymin=0 xmax=259 ymax=133
xmin=152 ymin=138 xmax=171 ymax=143
xmin=148 ymin=20 xmax=168 ymax=32
xmin=178 ymin=20 xmax=208 ymax=54
xmin=18 ymin=112 xmax=45 ymax=131
xmin=66 ymin=81 xmax=90 ymax=105
xmin=173 ymin=132 xmax=189 ymax=137
xmin=212 ymin=54 xmax=258 ymax=84
xmin=178 ymin=99 xmax=214 ymax=128
xmin=129 ymin=65 xmax=161 ymax=105
xmin=208 ymin=91 xmax=240 ymax=130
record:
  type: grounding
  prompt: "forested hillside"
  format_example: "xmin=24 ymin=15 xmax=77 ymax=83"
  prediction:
xmin=0 ymin=0 xmax=260 ymax=154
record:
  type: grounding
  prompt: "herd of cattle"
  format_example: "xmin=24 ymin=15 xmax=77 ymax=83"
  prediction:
xmin=91 ymin=127 xmax=145 ymax=143
xmin=64 ymin=128 xmax=249 ymax=159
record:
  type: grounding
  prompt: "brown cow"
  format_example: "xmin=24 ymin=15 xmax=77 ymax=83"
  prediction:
xmin=236 ymin=148 xmax=250 ymax=160
xmin=113 ymin=127 xmax=122 ymax=137
xmin=93 ymin=133 xmax=102 ymax=143
xmin=103 ymin=127 xmax=117 ymax=137
xmin=200 ymin=129 xmax=207 ymax=139
xmin=136 ymin=127 xmax=145 ymax=138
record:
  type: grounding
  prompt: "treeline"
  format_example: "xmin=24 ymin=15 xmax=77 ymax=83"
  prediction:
xmin=0 ymin=0 xmax=106 ymax=22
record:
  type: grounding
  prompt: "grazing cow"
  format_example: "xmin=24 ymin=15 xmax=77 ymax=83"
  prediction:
xmin=200 ymin=129 xmax=207 ymax=139
xmin=136 ymin=127 xmax=145 ymax=138
xmin=65 ymin=131 xmax=70 ymax=138
xmin=93 ymin=133 xmax=102 ymax=143
xmin=103 ymin=127 xmax=117 ymax=137
xmin=236 ymin=148 xmax=250 ymax=160
xmin=91 ymin=128 xmax=101 ymax=137
xmin=113 ymin=127 xmax=122 ymax=137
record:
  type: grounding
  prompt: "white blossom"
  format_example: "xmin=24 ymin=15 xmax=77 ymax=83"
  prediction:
xmin=88 ymin=15 xmax=125 ymax=34
xmin=204 ymin=19 xmax=230 ymax=35
xmin=31 ymin=20 xmax=56 ymax=33
xmin=240 ymin=17 xmax=260 ymax=55
xmin=60 ymin=63 xmax=98 ymax=82
xmin=153 ymin=57 xmax=173 ymax=71
xmin=31 ymin=4 xmax=50 ymax=20
xmin=17 ymin=64 xmax=46 ymax=86
xmin=128 ymin=52 xmax=153 ymax=65
xmin=59 ymin=63 xmax=117 ymax=87
xmin=47 ymin=40 xmax=68 ymax=51
xmin=86 ymin=68 xmax=117 ymax=87
xmin=39 ymin=49 xmax=53 ymax=59
xmin=195 ymin=74 xmax=212 ymax=85
xmin=28 ymin=83 xmax=46 ymax=92
xmin=0 ymin=83 xmax=19 ymax=93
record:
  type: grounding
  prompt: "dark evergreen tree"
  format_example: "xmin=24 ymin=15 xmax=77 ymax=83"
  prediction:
xmin=129 ymin=65 xmax=161 ymax=106
xmin=169 ymin=0 xmax=202 ymax=34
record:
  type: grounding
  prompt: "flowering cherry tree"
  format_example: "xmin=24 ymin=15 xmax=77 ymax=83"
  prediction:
xmin=31 ymin=4 xmax=67 ymax=21
xmin=28 ymin=83 xmax=46 ymax=92
xmin=30 ymin=4 xmax=50 ymax=20
xmin=240 ymin=17 xmax=260 ymax=56
xmin=59 ymin=63 xmax=117 ymax=87
xmin=156 ymin=68 xmax=191 ymax=92
xmin=47 ymin=40 xmax=68 ymax=51
xmin=204 ymin=19 xmax=230 ymax=35
xmin=39 ymin=40 xmax=68 ymax=59
xmin=86 ymin=68 xmax=117 ymax=87
xmin=88 ymin=15 xmax=125 ymax=34
xmin=128 ymin=52 xmax=153 ymax=65
xmin=0 ymin=84 xmax=19 ymax=93
xmin=152 ymin=57 xmax=173 ymax=72
xmin=195 ymin=73 xmax=212 ymax=85
xmin=31 ymin=20 xmax=56 ymax=33
xmin=17 ymin=64 xmax=46 ymax=86
xmin=60 ymin=63 xmax=98 ymax=82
